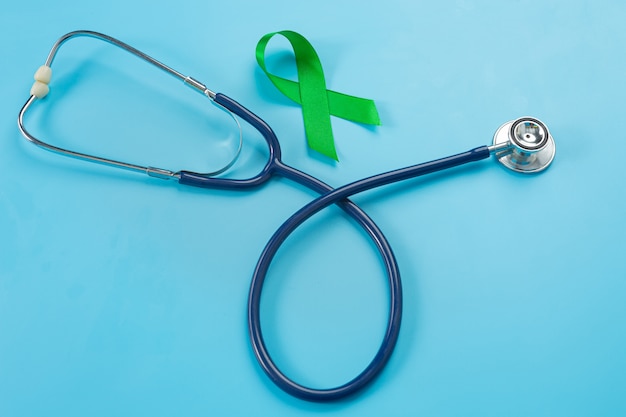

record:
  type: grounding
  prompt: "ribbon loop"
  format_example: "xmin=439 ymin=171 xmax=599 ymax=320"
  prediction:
xmin=256 ymin=31 xmax=381 ymax=161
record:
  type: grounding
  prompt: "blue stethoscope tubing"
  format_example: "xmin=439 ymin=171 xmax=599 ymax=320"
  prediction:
xmin=181 ymin=93 xmax=491 ymax=401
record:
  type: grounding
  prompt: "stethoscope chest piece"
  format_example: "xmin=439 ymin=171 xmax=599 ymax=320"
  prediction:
xmin=492 ymin=117 xmax=556 ymax=173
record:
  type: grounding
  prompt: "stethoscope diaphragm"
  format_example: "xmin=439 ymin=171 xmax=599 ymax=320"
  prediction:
xmin=492 ymin=117 xmax=556 ymax=173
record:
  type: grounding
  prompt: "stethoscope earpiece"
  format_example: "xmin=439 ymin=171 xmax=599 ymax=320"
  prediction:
xmin=492 ymin=117 xmax=556 ymax=173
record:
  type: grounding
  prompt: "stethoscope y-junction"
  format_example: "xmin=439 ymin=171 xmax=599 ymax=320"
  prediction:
xmin=18 ymin=30 xmax=556 ymax=402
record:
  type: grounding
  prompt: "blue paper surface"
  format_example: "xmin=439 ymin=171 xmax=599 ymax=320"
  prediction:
xmin=1 ymin=1 xmax=625 ymax=416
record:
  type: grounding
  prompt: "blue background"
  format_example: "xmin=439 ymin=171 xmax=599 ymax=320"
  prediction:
xmin=1 ymin=1 xmax=625 ymax=415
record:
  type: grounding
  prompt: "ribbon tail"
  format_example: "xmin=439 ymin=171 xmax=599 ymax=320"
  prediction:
xmin=327 ymin=91 xmax=381 ymax=126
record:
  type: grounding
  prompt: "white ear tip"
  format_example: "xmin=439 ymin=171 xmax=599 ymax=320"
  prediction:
xmin=31 ymin=80 xmax=50 ymax=98
xmin=30 ymin=65 xmax=52 ymax=98
xmin=34 ymin=65 xmax=52 ymax=83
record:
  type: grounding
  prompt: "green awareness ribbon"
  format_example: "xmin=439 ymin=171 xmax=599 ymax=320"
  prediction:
xmin=255 ymin=30 xmax=381 ymax=161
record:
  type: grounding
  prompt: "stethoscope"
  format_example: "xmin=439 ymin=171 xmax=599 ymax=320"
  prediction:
xmin=18 ymin=30 xmax=556 ymax=402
